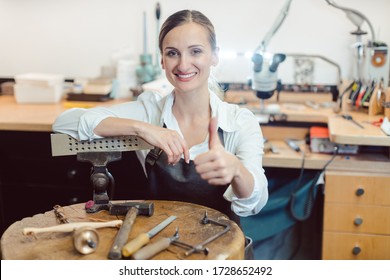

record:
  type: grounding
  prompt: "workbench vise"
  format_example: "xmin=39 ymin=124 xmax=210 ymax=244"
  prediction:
xmin=50 ymin=133 xmax=153 ymax=213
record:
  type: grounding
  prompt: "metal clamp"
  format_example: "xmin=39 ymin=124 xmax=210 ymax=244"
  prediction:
xmin=172 ymin=211 xmax=231 ymax=257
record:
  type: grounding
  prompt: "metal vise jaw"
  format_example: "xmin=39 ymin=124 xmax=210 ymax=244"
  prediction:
xmin=50 ymin=133 xmax=153 ymax=213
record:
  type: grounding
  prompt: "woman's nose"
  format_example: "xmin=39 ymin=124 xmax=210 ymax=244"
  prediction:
xmin=177 ymin=54 xmax=191 ymax=72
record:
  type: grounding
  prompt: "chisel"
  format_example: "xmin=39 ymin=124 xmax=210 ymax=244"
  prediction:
xmin=122 ymin=215 xmax=177 ymax=258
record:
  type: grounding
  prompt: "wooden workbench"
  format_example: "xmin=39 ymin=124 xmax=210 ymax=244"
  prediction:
xmin=1 ymin=200 xmax=244 ymax=260
xmin=0 ymin=95 xmax=128 ymax=132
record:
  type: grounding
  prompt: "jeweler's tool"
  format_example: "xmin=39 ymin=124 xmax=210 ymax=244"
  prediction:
xmin=108 ymin=207 xmax=139 ymax=260
xmin=341 ymin=114 xmax=365 ymax=129
xmin=50 ymin=134 xmax=152 ymax=214
xmin=73 ymin=227 xmax=99 ymax=255
xmin=177 ymin=212 xmax=230 ymax=257
xmin=122 ymin=215 xmax=177 ymax=258
xmin=132 ymin=228 xmax=180 ymax=260
xmin=22 ymin=220 xmax=123 ymax=235
xmin=285 ymin=138 xmax=301 ymax=152
xmin=52 ymin=205 xmax=100 ymax=255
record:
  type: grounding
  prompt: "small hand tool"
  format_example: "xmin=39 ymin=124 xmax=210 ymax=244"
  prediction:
xmin=53 ymin=205 xmax=100 ymax=255
xmin=122 ymin=215 xmax=177 ymax=258
xmin=22 ymin=220 xmax=122 ymax=235
xmin=108 ymin=207 xmax=139 ymax=260
xmin=341 ymin=114 xmax=365 ymax=129
xmin=73 ymin=227 xmax=99 ymax=255
xmin=131 ymin=228 xmax=180 ymax=260
xmin=175 ymin=212 xmax=230 ymax=258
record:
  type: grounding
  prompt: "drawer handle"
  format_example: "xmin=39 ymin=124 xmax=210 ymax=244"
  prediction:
xmin=355 ymin=187 xmax=365 ymax=196
xmin=352 ymin=246 xmax=361 ymax=255
xmin=354 ymin=217 xmax=363 ymax=226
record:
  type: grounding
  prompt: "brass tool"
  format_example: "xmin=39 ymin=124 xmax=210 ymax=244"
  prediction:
xmin=122 ymin=215 xmax=177 ymax=258
xmin=131 ymin=228 xmax=180 ymax=260
xmin=53 ymin=205 xmax=99 ymax=255
xmin=73 ymin=227 xmax=99 ymax=255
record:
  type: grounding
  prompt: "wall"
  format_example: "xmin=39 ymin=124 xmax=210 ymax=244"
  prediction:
xmin=0 ymin=0 xmax=389 ymax=85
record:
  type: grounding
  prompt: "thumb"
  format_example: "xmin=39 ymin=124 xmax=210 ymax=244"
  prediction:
xmin=208 ymin=117 xmax=221 ymax=149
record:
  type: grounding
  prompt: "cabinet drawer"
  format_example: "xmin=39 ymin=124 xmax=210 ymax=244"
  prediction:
xmin=325 ymin=171 xmax=390 ymax=206
xmin=322 ymin=232 xmax=390 ymax=260
xmin=324 ymin=203 xmax=390 ymax=235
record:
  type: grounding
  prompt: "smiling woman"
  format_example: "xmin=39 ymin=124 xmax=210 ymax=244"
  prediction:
xmin=52 ymin=10 xmax=269 ymax=252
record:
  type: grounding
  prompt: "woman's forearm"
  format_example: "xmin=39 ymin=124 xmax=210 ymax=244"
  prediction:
xmin=93 ymin=117 xmax=144 ymax=137
xmin=231 ymin=160 xmax=255 ymax=199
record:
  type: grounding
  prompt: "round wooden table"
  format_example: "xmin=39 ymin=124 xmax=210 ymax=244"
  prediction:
xmin=1 ymin=200 xmax=245 ymax=260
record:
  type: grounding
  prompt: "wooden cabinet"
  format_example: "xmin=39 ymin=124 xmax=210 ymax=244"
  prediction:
xmin=322 ymin=171 xmax=390 ymax=259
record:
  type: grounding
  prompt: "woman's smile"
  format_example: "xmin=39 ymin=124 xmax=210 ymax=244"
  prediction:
xmin=175 ymin=72 xmax=197 ymax=80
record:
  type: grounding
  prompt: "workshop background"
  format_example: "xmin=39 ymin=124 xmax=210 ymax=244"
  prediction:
xmin=1 ymin=0 xmax=390 ymax=261
xmin=0 ymin=0 xmax=389 ymax=86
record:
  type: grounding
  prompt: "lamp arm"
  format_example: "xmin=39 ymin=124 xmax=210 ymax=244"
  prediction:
xmin=325 ymin=0 xmax=376 ymax=42
xmin=257 ymin=0 xmax=293 ymax=52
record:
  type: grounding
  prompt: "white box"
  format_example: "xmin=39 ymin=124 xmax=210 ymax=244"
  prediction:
xmin=14 ymin=73 xmax=64 ymax=103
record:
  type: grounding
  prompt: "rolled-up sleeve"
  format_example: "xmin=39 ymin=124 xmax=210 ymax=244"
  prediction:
xmin=223 ymin=109 xmax=268 ymax=217
xmin=52 ymin=91 xmax=162 ymax=140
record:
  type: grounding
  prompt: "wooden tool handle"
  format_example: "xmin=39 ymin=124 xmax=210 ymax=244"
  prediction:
xmin=122 ymin=233 xmax=150 ymax=257
xmin=108 ymin=207 xmax=138 ymax=260
xmin=131 ymin=237 xmax=171 ymax=260
xmin=22 ymin=220 xmax=123 ymax=235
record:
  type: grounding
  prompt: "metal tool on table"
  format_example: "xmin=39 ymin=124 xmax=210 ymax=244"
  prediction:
xmin=341 ymin=114 xmax=365 ymax=129
xmin=172 ymin=212 xmax=231 ymax=258
xmin=108 ymin=207 xmax=139 ymax=260
xmin=132 ymin=227 xmax=180 ymax=260
xmin=50 ymin=133 xmax=153 ymax=214
xmin=73 ymin=226 xmax=100 ymax=255
xmin=122 ymin=215 xmax=177 ymax=258
xmin=53 ymin=205 xmax=99 ymax=255
xmin=50 ymin=134 xmax=155 ymax=257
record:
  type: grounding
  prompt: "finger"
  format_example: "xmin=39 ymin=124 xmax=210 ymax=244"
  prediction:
xmin=166 ymin=141 xmax=182 ymax=165
xmin=197 ymin=168 xmax=231 ymax=185
xmin=183 ymin=148 xmax=190 ymax=164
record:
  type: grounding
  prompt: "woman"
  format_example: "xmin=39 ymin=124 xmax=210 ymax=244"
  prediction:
xmin=53 ymin=10 xmax=268 ymax=223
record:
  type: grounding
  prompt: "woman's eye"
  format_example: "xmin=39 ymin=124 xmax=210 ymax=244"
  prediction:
xmin=166 ymin=50 xmax=179 ymax=56
xmin=191 ymin=48 xmax=202 ymax=55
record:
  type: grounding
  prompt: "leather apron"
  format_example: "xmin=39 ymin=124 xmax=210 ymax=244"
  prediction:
xmin=145 ymin=127 xmax=240 ymax=225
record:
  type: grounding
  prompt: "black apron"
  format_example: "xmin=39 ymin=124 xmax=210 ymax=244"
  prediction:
xmin=145 ymin=127 xmax=240 ymax=225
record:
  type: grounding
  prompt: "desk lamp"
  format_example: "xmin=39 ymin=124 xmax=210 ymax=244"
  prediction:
xmin=325 ymin=0 xmax=376 ymax=82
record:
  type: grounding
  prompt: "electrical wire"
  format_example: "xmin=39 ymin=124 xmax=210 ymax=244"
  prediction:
xmin=289 ymin=145 xmax=339 ymax=222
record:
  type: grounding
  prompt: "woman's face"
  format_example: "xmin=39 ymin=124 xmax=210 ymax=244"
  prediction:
xmin=161 ymin=22 xmax=218 ymax=94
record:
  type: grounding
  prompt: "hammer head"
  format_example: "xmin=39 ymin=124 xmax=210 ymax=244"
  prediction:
xmin=109 ymin=201 xmax=154 ymax=216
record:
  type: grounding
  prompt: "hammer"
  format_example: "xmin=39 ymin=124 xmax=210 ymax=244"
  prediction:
xmin=107 ymin=201 xmax=154 ymax=259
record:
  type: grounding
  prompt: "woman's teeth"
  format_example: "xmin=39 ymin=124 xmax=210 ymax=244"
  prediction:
xmin=177 ymin=73 xmax=196 ymax=78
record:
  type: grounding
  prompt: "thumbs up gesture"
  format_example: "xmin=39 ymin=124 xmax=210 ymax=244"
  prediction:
xmin=194 ymin=117 xmax=239 ymax=186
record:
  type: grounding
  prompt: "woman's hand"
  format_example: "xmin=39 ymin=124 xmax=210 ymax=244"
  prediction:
xmin=194 ymin=117 xmax=239 ymax=185
xmin=139 ymin=122 xmax=190 ymax=165
xmin=94 ymin=117 xmax=189 ymax=165
xmin=194 ymin=117 xmax=254 ymax=198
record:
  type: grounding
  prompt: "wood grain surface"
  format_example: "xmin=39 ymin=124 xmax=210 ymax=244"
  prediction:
xmin=1 ymin=200 xmax=245 ymax=260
